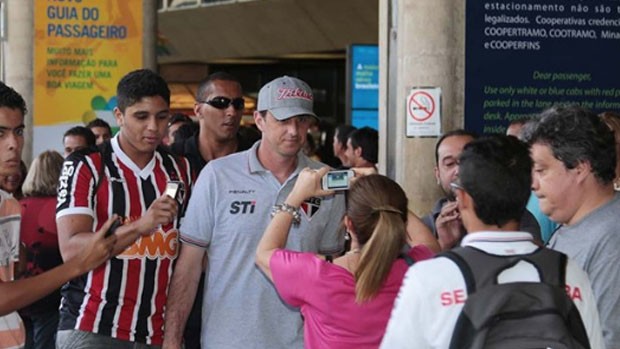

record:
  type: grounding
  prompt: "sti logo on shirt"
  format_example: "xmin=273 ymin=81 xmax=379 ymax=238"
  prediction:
xmin=230 ymin=200 xmax=256 ymax=214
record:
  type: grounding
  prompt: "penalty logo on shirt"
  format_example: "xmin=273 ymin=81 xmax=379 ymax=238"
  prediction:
xmin=300 ymin=197 xmax=322 ymax=220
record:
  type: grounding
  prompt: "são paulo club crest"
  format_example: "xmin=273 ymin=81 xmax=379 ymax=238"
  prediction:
xmin=300 ymin=197 xmax=322 ymax=220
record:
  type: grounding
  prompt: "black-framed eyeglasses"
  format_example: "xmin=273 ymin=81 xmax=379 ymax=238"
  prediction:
xmin=199 ymin=97 xmax=245 ymax=110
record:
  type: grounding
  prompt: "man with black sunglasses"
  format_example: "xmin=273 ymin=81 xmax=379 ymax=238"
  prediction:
xmin=164 ymin=76 xmax=346 ymax=349
xmin=170 ymin=72 xmax=255 ymax=172
xmin=168 ymin=72 xmax=257 ymax=349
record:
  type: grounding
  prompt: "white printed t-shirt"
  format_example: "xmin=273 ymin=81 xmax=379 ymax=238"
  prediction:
xmin=380 ymin=231 xmax=604 ymax=349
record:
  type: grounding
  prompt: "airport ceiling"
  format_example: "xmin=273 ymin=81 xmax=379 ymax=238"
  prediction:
xmin=157 ymin=0 xmax=378 ymax=64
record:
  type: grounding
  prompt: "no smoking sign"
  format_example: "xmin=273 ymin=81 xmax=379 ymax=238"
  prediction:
xmin=406 ymin=87 xmax=441 ymax=137
xmin=408 ymin=91 xmax=435 ymax=121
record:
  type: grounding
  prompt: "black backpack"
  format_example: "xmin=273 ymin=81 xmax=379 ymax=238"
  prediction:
xmin=441 ymin=246 xmax=591 ymax=349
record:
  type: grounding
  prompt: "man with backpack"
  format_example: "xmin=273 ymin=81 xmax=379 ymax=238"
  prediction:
xmin=380 ymin=135 xmax=603 ymax=349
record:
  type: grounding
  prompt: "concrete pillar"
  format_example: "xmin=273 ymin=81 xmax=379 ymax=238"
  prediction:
xmin=4 ymin=0 xmax=34 ymax=166
xmin=143 ymin=0 xmax=157 ymax=71
xmin=379 ymin=0 xmax=465 ymax=215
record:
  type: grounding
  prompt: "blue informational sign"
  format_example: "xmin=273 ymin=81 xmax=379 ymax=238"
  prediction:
xmin=352 ymin=109 xmax=378 ymax=130
xmin=351 ymin=45 xmax=379 ymax=110
xmin=465 ymin=0 xmax=620 ymax=135
xmin=349 ymin=44 xmax=379 ymax=130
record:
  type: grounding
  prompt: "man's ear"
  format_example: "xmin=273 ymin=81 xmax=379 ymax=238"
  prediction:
xmin=455 ymin=187 xmax=471 ymax=210
xmin=574 ymin=161 xmax=592 ymax=184
xmin=434 ymin=166 xmax=440 ymax=185
xmin=455 ymin=187 xmax=476 ymax=233
xmin=354 ymin=146 xmax=362 ymax=158
xmin=254 ymin=111 xmax=265 ymax=132
xmin=193 ymin=103 xmax=202 ymax=119
xmin=113 ymin=107 xmax=123 ymax=127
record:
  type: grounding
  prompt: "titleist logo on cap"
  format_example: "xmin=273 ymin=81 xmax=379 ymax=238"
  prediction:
xmin=277 ymin=88 xmax=313 ymax=101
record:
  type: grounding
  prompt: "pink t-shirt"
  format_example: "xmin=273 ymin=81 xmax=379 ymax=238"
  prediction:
xmin=270 ymin=245 xmax=434 ymax=349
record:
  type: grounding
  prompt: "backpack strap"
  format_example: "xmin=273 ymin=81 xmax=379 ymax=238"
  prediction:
xmin=156 ymin=145 xmax=181 ymax=182
xmin=157 ymin=147 xmax=191 ymax=218
xmin=98 ymin=141 xmax=126 ymax=216
xmin=440 ymin=250 xmax=477 ymax=293
xmin=521 ymin=248 xmax=567 ymax=287
xmin=442 ymin=246 xmax=568 ymax=294
xmin=92 ymin=141 xmax=112 ymax=195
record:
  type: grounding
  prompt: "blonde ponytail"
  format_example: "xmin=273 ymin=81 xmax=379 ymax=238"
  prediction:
xmin=345 ymin=175 xmax=409 ymax=303
xmin=354 ymin=208 xmax=406 ymax=303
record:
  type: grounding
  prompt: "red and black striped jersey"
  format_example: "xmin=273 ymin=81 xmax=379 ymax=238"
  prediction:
xmin=56 ymin=137 xmax=194 ymax=345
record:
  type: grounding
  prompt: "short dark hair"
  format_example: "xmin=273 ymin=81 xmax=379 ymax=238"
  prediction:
xmin=349 ymin=127 xmax=378 ymax=164
xmin=196 ymin=71 xmax=242 ymax=102
xmin=525 ymin=105 xmax=616 ymax=185
xmin=335 ymin=124 xmax=357 ymax=148
xmin=459 ymin=135 xmax=532 ymax=227
xmin=63 ymin=126 xmax=96 ymax=148
xmin=434 ymin=129 xmax=478 ymax=164
xmin=116 ymin=69 xmax=170 ymax=113
xmin=85 ymin=118 xmax=112 ymax=133
xmin=238 ymin=124 xmax=262 ymax=145
xmin=0 ymin=81 xmax=27 ymax=116
xmin=172 ymin=122 xmax=198 ymax=144
xmin=169 ymin=113 xmax=192 ymax=127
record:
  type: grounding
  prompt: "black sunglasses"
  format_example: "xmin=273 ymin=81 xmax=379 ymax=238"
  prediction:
xmin=199 ymin=97 xmax=245 ymax=110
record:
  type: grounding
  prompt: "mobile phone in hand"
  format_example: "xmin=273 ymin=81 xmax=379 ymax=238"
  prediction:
xmin=321 ymin=170 xmax=354 ymax=191
xmin=164 ymin=181 xmax=184 ymax=201
xmin=105 ymin=218 xmax=121 ymax=237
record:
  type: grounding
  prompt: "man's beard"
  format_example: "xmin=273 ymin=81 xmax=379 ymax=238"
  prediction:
xmin=441 ymin=185 xmax=456 ymax=201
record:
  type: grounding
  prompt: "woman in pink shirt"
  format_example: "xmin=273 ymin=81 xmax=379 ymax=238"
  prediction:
xmin=256 ymin=168 xmax=434 ymax=349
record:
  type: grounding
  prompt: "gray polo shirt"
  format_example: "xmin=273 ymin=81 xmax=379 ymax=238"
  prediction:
xmin=180 ymin=141 xmax=345 ymax=348
xmin=547 ymin=192 xmax=620 ymax=349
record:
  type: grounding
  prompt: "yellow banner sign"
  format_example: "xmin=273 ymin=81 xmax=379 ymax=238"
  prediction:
xmin=34 ymin=0 xmax=143 ymax=126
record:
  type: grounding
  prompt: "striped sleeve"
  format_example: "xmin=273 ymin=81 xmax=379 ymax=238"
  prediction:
xmin=56 ymin=151 xmax=102 ymax=219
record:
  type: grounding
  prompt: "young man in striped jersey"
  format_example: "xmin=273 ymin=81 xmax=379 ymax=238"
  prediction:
xmin=56 ymin=69 xmax=194 ymax=349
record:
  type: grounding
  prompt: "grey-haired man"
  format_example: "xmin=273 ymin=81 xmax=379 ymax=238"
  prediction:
xmin=527 ymin=106 xmax=620 ymax=348
xmin=163 ymin=76 xmax=346 ymax=349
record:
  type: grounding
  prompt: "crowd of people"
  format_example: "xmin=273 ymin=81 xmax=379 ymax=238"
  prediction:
xmin=0 ymin=69 xmax=619 ymax=349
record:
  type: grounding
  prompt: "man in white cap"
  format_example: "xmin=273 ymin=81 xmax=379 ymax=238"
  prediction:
xmin=163 ymin=76 xmax=346 ymax=349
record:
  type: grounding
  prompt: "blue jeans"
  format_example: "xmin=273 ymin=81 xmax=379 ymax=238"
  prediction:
xmin=21 ymin=311 xmax=59 ymax=349
xmin=56 ymin=330 xmax=162 ymax=349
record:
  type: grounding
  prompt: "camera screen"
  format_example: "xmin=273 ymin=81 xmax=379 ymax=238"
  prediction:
xmin=327 ymin=172 xmax=350 ymax=189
